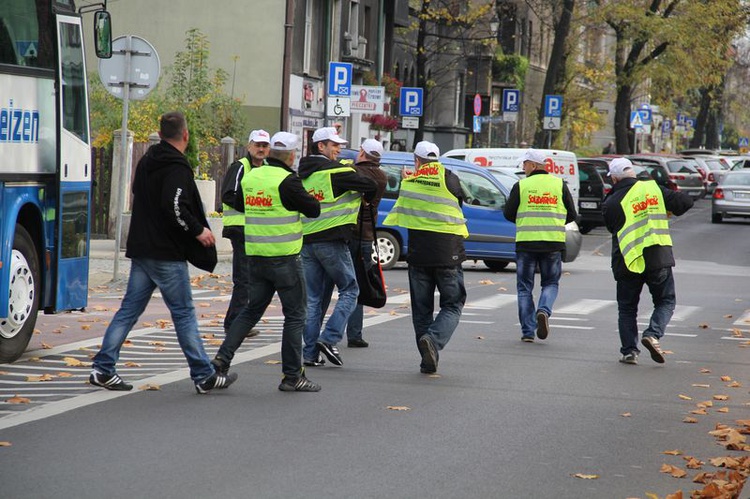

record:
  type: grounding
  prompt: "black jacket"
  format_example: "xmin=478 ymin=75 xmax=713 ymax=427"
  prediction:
xmin=602 ymin=177 xmax=694 ymax=279
xmin=297 ymin=155 xmax=377 ymax=243
xmin=503 ymin=170 xmax=577 ymax=253
xmin=126 ymin=140 xmax=217 ymax=271
xmin=407 ymin=168 xmax=466 ymax=267
xmin=220 ymin=154 xmax=251 ymax=239
xmin=226 ymin=157 xmax=321 ymax=220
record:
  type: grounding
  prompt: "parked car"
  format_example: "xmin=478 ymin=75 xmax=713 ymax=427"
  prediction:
xmin=628 ymin=155 xmax=703 ymax=198
xmin=711 ymin=171 xmax=750 ymax=223
xmin=686 ymin=155 xmax=729 ymax=194
xmin=576 ymin=159 xmax=606 ymax=234
xmin=338 ymin=150 xmax=582 ymax=271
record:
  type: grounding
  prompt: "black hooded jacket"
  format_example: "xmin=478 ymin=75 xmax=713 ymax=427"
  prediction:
xmin=126 ymin=140 xmax=216 ymax=269
xmin=297 ymin=155 xmax=377 ymax=243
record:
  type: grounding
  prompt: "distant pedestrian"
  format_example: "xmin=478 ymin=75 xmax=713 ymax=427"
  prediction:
xmin=90 ymin=111 xmax=237 ymax=394
xmin=383 ymin=141 xmax=467 ymax=374
xmin=297 ymin=127 xmax=377 ymax=368
xmin=602 ymin=158 xmax=693 ymax=365
xmin=212 ymin=132 xmax=323 ymax=391
xmin=221 ymin=129 xmax=271 ymax=334
xmin=503 ymin=148 xmax=577 ymax=342
xmin=602 ymin=141 xmax=615 ymax=154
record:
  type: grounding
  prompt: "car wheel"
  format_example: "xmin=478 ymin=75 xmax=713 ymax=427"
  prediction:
xmin=0 ymin=225 xmax=40 ymax=363
xmin=579 ymin=223 xmax=593 ymax=235
xmin=373 ymin=231 xmax=400 ymax=270
xmin=711 ymin=213 xmax=723 ymax=224
xmin=483 ymin=260 xmax=509 ymax=272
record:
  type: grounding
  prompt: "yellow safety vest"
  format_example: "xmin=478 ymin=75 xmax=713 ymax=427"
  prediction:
xmin=222 ymin=157 xmax=252 ymax=227
xmin=241 ymin=165 xmax=303 ymax=256
xmin=516 ymin=174 xmax=566 ymax=243
xmin=383 ymin=161 xmax=468 ymax=237
xmin=617 ymin=180 xmax=672 ymax=273
xmin=301 ymin=166 xmax=361 ymax=235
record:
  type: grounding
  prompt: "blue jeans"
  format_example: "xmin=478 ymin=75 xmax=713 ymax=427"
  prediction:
xmin=301 ymin=241 xmax=359 ymax=361
xmin=408 ymin=265 xmax=466 ymax=360
xmin=515 ymin=250 xmax=562 ymax=338
xmin=217 ymin=255 xmax=307 ymax=377
xmin=616 ymin=267 xmax=676 ymax=355
xmin=223 ymin=234 xmax=251 ymax=332
xmin=92 ymin=258 xmax=214 ymax=382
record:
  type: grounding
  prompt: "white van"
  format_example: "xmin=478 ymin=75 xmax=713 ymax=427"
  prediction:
xmin=443 ymin=148 xmax=580 ymax=206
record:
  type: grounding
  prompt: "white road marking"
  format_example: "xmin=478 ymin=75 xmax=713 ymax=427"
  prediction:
xmin=465 ymin=294 xmax=517 ymax=309
xmin=554 ymin=299 xmax=613 ymax=315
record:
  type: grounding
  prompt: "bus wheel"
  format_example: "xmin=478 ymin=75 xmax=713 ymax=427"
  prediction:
xmin=0 ymin=226 xmax=40 ymax=363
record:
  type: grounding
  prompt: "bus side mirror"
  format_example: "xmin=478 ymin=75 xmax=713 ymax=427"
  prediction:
xmin=94 ymin=10 xmax=112 ymax=59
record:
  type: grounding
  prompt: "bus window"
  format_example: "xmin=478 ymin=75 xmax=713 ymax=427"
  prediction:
xmin=58 ymin=21 xmax=88 ymax=144
xmin=0 ymin=0 xmax=54 ymax=69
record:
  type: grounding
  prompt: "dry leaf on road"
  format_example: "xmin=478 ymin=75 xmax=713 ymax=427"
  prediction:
xmin=691 ymin=384 xmax=710 ymax=388
xmin=662 ymin=450 xmax=683 ymax=456
xmin=264 ymin=360 xmax=282 ymax=365
xmin=6 ymin=395 xmax=31 ymax=404
xmin=571 ymin=473 xmax=599 ymax=480
xmin=720 ymin=376 xmax=732 ymax=382
xmin=26 ymin=374 xmax=54 ymax=382
xmin=713 ymin=395 xmax=729 ymax=401
xmin=660 ymin=463 xmax=687 ymax=478
xmin=386 ymin=406 xmax=411 ymax=411
xmin=621 ymin=412 xmax=632 ymax=417
xmin=63 ymin=357 xmax=85 ymax=367
xmin=124 ymin=362 xmax=141 ymax=367
xmin=678 ymin=394 xmax=693 ymax=400
xmin=683 ymin=417 xmax=698 ymax=424
xmin=0 ymin=441 xmax=11 ymax=447
xmin=138 ymin=384 xmax=161 ymax=391
xmin=56 ymin=372 xmax=73 ymax=378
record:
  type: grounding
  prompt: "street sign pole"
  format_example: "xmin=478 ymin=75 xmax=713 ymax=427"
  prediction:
xmin=113 ymin=35 xmax=132 ymax=281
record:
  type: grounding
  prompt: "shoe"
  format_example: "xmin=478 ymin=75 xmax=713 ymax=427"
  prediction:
xmin=420 ymin=366 xmax=437 ymax=374
xmin=619 ymin=352 xmax=638 ymax=365
xmin=316 ymin=341 xmax=343 ymax=366
xmin=347 ymin=338 xmax=369 ymax=348
xmin=211 ymin=356 xmax=229 ymax=375
xmin=89 ymin=371 xmax=133 ymax=391
xmin=195 ymin=371 xmax=238 ymax=394
xmin=536 ymin=310 xmax=550 ymax=340
xmin=521 ymin=336 xmax=535 ymax=343
xmin=418 ymin=336 xmax=438 ymax=373
xmin=641 ymin=336 xmax=665 ymax=364
xmin=303 ymin=354 xmax=326 ymax=367
xmin=278 ymin=374 xmax=322 ymax=392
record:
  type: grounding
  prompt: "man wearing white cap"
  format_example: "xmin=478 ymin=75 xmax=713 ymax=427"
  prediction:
xmin=504 ymin=148 xmax=577 ymax=343
xmin=220 ymin=129 xmax=271 ymax=334
xmin=602 ymin=157 xmax=693 ymax=365
xmin=384 ymin=140 xmax=467 ymax=374
xmin=213 ymin=131 xmax=323 ymax=392
xmin=297 ymin=127 xmax=378 ymax=367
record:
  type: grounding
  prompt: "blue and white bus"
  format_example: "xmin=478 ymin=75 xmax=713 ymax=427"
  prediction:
xmin=0 ymin=0 xmax=111 ymax=362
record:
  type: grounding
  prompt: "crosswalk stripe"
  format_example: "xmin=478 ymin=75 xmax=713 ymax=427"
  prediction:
xmin=554 ymin=299 xmax=612 ymax=315
xmin=732 ymin=310 xmax=750 ymax=326
xmin=465 ymin=294 xmax=517 ymax=309
xmin=666 ymin=305 xmax=700 ymax=322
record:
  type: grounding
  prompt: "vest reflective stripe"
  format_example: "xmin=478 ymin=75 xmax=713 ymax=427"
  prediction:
xmin=241 ymin=166 xmax=302 ymax=256
xmin=617 ymin=180 xmax=672 ymax=273
xmin=516 ymin=174 xmax=566 ymax=243
xmin=301 ymin=166 xmax=361 ymax=235
xmin=222 ymin=157 xmax=252 ymax=227
xmin=383 ymin=161 xmax=468 ymax=237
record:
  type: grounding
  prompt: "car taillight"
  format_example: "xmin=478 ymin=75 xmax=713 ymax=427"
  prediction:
xmin=603 ymin=186 xmax=611 ymax=195
xmin=713 ymin=188 xmax=724 ymax=199
xmin=669 ymin=173 xmax=686 ymax=181
xmin=708 ymin=173 xmax=715 ymax=182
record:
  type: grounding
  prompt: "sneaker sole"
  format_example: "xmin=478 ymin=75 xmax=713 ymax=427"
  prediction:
xmin=317 ymin=342 xmax=343 ymax=366
xmin=418 ymin=336 xmax=437 ymax=372
xmin=619 ymin=357 xmax=638 ymax=365
xmin=521 ymin=337 xmax=535 ymax=343
xmin=89 ymin=374 xmax=133 ymax=391
xmin=536 ymin=312 xmax=549 ymax=340
xmin=641 ymin=337 xmax=665 ymax=364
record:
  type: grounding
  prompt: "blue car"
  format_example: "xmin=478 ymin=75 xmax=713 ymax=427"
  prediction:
xmin=338 ymin=150 xmax=582 ymax=270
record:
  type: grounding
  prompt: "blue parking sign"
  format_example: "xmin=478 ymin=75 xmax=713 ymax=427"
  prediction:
xmin=544 ymin=95 xmax=562 ymax=117
xmin=502 ymin=89 xmax=520 ymax=113
xmin=399 ymin=87 xmax=423 ymax=117
xmin=328 ymin=62 xmax=352 ymax=96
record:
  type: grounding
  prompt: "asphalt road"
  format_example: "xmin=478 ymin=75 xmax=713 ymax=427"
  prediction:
xmin=0 ymin=198 xmax=748 ymax=499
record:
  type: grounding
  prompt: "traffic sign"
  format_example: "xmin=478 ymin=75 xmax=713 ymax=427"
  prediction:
xmin=630 ymin=111 xmax=643 ymax=129
xmin=502 ymin=89 xmax=520 ymax=113
xmin=98 ymin=35 xmax=160 ymax=101
xmin=740 ymin=137 xmax=749 ymax=148
xmin=473 ymin=94 xmax=482 ymax=116
xmin=473 ymin=115 xmax=482 ymax=133
xmin=399 ymin=87 xmax=423 ymax=117
xmin=544 ymin=95 xmax=562 ymax=117
xmin=327 ymin=62 xmax=352 ymax=96
xmin=326 ymin=96 xmax=350 ymax=117
xmin=677 ymin=113 xmax=686 ymax=125
xmin=685 ymin=117 xmax=696 ymax=129
xmin=402 ymin=117 xmax=419 ymax=129
xmin=639 ymin=107 xmax=652 ymax=125
xmin=544 ymin=117 xmax=561 ymax=130
xmin=662 ymin=119 xmax=672 ymax=134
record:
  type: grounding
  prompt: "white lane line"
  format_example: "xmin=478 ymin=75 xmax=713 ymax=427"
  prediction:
xmin=732 ymin=310 xmax=750 ymax=326
xmin=460 ymin=321 xmax=495 ymax=325
xmin=546 ymin=324 xmax=594 ymax=330
xmin=465 ymin=294 xmax=517 ymax=310
xmin=664 ymin=333 xmax=698 ymax=338
xmin=386 ymin=293 xmax=413 ymax=304
xmin=721 ymin=336 xmax=750 ymax=341
xmin=554 ymin=299 xmax=613 ymax=315
xmin=550 ymin=317 xmax=588 ymax=322
xmin=659 ymin=305 xmax=700 ymax=322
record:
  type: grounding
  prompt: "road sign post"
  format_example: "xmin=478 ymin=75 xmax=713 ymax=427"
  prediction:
xmin=543 ymin=95 xmax=562 ymax=147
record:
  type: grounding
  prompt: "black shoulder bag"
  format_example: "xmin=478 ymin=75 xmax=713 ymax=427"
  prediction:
xmin=354 ymin=205 xmax=387 ymax=308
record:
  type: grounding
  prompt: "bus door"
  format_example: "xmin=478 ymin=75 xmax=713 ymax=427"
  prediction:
xmin=54 ymin=15 xmax=91 ymax=311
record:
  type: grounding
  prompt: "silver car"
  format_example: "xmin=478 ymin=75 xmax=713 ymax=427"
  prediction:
xmin=628 ymin=155 xmax=705 ymax=199
xmin=711 ymin=171 xmax=750 ymax=223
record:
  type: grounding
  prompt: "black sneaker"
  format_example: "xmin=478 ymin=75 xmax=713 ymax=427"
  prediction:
xmin=278 ymin=374 xmax=321 ymax=392
xmin=521 ymin=336 xmax=535 ymax=343
xmin=641 ymin=336 xmax=665 ymax=364
xmin=418 ymin=335 xmax=438 ymax=373
xmin=347 ymin=338 xmax=369 ymax=348
xmin=316 ymin=341 xmax=343 ymax=366
xmin=303 ymin=354 xmax=326 ymax=367
xmin=211 ymin=356 xmax=230 ymax=375
xmin=619 ymin=352 xmax=638 ymax=365
xmin=195 ymin=371 xmax=238 ymax=394
xmin=89 ymin=371 xmax=133 ymax=391
xmin=536 ymin=310 xmax=550 ymax=340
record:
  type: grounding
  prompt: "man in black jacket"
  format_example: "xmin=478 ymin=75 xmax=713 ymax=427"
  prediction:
xmin=298 ymin=127 xmax=377 ymax=367
xmin=90 ymin=111 xmax=237 ymax=394
xmin=602 ymin=157 xmax=693 ymax=365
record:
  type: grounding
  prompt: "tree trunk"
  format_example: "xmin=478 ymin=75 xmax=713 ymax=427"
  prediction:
xmin=690 ymin=87 xmax=711 ymax=148
xmin=614 ymin=83 xmax=633 ymax=154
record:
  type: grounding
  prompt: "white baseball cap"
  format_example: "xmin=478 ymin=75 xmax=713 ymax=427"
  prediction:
xmin=360 ymin=139 xmax=384 ymax=158
xmin=312 ymin=127 xmax=347 ymax=144
xmin=518 ymin=148 xmax=547 ymax=165
xmin=269 ymin=132 xmax=299 ymax=151
xmin=608 ymin=157 xmax=634 ymax=176
xmin=248 ymin=129 xmax=271 ymax=144
xmin=414 ymin=141 xmax=440 ymax=159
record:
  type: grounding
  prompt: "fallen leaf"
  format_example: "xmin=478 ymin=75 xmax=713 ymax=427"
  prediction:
xmin=697 ymin=400 xmax=713 ymax=408
xmin=201 ymin=333 xmax=215 ymax=339
xmin=683 ymin=457 xmax=703 ymax=469
xmin=683 ymin=417 xmax=698 ymax=424
xmin=571 ymin=473 xmax=599 ymax=480
xmin=81 ymin=324 xmax=91 ymax=330
xmin=621 ymin=412 xmax=632 ymax=417
xmin=665 ymin=492 xmax=683 ymax=499
xmin=63 ymin=357 xmax=85 ymax=367
xmin=0 ymin=371 xmax=8 ymax=375
xmin=660 ymin=463 xmax=687 ymax=478
xmin=386 ymin=406 xmax=410 ymax=411
xmin=6 ymin=395 xmax=31 ymax=404
xmin=154 ymin=347 xmax=165 ymax=352
xmin=138 ymin=384 xmax=161 ymax=391
xmin=123 ymin=362 xmax=142 ymax=367
xmin=264 ymin=360 xmax=282 ymax=365
xmin=698 ymin=323 xmax=709 ymax=329
xmin=498 ymin=287 xmax=507 ymax=291
xmin=389 ymin=310 xmax=399 ymax=316
xmin=663 ymin=450 xmax=683 ymax=456
xmin=713 ymin=395 xmax=729 ymax=401
xmin=717 ymin=407 xmax=729 ymax=413
xmin=51 ymin=329 xmax=62 ymax=334
xmin=690 ymin=408 xmax=708 ymax=415
xmin=197 ymin=302 xmax=210 ymax=308
xmin=476 ymin=335 xmax=484 ymax=340
xmin=478 ymin=279 xmax=495 ymax=285
xmin=142 ymin=322 xmax=154 ymax=327
xmin=56 ymin=372 xmax=73 ymax=378
xmin=732 ymin=328 xmax=744 ymax=337
xmin=40 ymin=342 xmax=53 ymax=349
xmin=0 ymin=441 xmax=11 ymax=447
xmin=692 ymin=384 xmax=710 ymax=388
xmin=206 ymin=339 xmax=223 ymax=346
xmin=678 ymin=394 xmax=693 ymax=400
xmin=709 ymin=456 xmax=740 ymax=468
xmin=724 ymin=314 xmax=734 ymax=319
xmin=148 ymin=341 xmax=166 ymax=346
xmin=736 ymin=419 xmax=750 ymax=426
xmin=726 ymin=381 xmax=742 ymax=388
xmin=26 ymin=374 xmax=54 ymax=382
xmin=122 ymin=340 xmax=133 ymax=347
xmin=720 ymin=375 xmax=733 ymax=382
xmin=155 ymin=320 xmax=170 ymax=329
xmin=699 ymin=368 xmax=712 ymax=374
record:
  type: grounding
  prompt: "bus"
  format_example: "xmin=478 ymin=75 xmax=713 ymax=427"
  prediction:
xmin=0 ymin=0 xmax=111 ymax=362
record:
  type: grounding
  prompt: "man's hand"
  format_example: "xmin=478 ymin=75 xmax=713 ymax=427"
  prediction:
xmin=196 ymin=227 xmax=215 ymax=247
xmin=401 ymin=168 xmax=414 ymax=179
